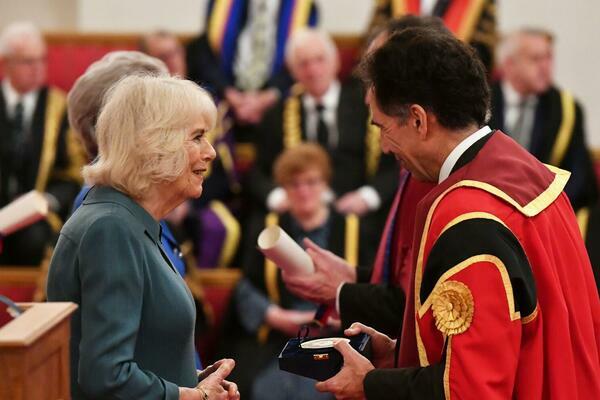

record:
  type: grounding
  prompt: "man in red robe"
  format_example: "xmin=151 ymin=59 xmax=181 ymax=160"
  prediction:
xmin=313 ymin=27 xmax=600 ymax=399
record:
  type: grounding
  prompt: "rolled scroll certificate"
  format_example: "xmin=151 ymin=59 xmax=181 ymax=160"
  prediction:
xmin=257 ymin=226 xmax=314 ymax=275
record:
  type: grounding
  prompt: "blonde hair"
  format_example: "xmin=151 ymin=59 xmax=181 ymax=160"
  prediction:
xmin=83 ymin=75 xmax=216 ymax=199
xmin=68 ymin=51 xmax=169 ymax=159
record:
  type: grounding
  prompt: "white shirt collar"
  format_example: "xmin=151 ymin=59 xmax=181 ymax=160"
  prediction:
xmin=302 ymin=80 xmax=341 ymax=111
xmin=501 ymin=80 xmax=537 ymax=106
xmin=2 ymin=79 xmax=39 ymax=122
xmin=501 ymin=80 xmax=523 ymax=106
xmin=420 ymin=0 xmax=437 ymax=15
xmin=438 ymin=125 xmax=492 ymax=183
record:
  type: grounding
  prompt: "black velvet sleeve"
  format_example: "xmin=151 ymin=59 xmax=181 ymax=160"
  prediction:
xmin=339 ymin=283 xmax=404 ymax=337
xmin=364 ymin=363 xmax=446 ymax=400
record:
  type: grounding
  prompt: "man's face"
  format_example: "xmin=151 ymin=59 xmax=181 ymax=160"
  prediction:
xmin=366 ymin=89 xmax=431 ymax=181
xmin=2 ymin=37 xmax=47 ymax=94
xmin=290 ymin=39 xmax=338 ymax=98
xmin=146 ymin=36 xmax=186 ymax=77
xmin=506 ymin=34 xmax=553 ymax=94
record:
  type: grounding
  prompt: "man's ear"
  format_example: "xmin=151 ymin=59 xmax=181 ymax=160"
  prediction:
xmin=409 ymin=104 xmax=428 ymax=137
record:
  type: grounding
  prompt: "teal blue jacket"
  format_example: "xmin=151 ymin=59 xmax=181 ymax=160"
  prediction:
xmin=47 ymin=186 xmax=197 ymax=399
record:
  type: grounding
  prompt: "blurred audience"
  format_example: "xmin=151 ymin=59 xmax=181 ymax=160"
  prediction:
xmin=248 ymin=28 xmax=397 ymax=261
xmin=218 ymin=143 xmax=373 ymax=400
xmin=186 ymin=0 xmax=319 ymax=147
xmin=0 ymin=21 xmax=85 ymax=266
xmin=139 ymin=30 xmax=187 ymax=77
xmin=368 ymin=0 xmax=497 ymax=71
xmin=490 ymin=28 xmax=598 ymax=211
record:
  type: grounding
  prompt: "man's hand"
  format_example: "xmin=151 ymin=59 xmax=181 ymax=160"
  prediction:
xmin=282 ymin=238 xmax=356 ymax=305
xmin=224 ymin=87 xmax=245 ymax=109
xmin=335 ymin=191 xmax=370 ymax=216
xmin=265 ymin=305 xmax=316 ymax=336
xmin=229 ymin=88 xmax=279 ymax=124
xmin=315 ymin=339 xmax=374 ymax=400
xmin=345 ymin=322 xmax=396 ymax=368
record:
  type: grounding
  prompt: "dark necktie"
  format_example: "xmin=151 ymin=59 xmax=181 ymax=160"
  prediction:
xmin=316 ymin=104 xmax=329 ymax=147
xmin=8 ymin=101 xmax=25 ymax=198
xmin=12 ymin=101 xmax=24 ymax=142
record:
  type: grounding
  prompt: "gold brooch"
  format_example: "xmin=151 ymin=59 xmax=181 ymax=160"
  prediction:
xmin=431 ymin=280 xmax=474 ymax=336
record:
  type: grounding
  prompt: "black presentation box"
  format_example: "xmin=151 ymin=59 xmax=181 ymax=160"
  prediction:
xmin=278 ymin=333 xmax=371 ymax=381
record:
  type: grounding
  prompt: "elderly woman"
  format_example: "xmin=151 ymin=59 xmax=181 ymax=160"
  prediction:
xmin=68 ymin=51 xmax=192 ymax=280
xmin=47 ymin=75 xmax=238 ymax=400
xmin=65 ymin=50 xmax=213 ymax=370
xmin=219 ymin=143 xmax=369 ymax=400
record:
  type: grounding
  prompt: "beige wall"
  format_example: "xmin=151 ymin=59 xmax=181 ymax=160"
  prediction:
xmin=0 ymin=0 xmax=77 ymax=30
xmin=78 ymin=0 xmax=203 ymax=33
xmin=1 ymin=0 xmax=599 ymax=145
xmin=77 ymin=0 xmax=373 ymax=34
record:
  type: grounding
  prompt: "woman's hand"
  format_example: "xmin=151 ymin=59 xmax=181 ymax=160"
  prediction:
xmin=180 ymin=359 xmax=239 ymax=399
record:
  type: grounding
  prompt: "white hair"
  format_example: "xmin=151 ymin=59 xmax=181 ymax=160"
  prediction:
xmin=68 ymin=51 xmax=169 ymax=159
xmin=0 ymin=21 xmax=44 ymax=57
xmin=496 ymin=28 xmax=554 ymax=67
xmin=83 ymin=75 xmax=217 ymax=199
xmin=285 ymin=28 xmax=338 ymax=67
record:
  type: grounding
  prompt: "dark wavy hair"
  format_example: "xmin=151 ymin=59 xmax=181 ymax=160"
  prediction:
xmin=360 ymin=27 xmax=490 ymax=130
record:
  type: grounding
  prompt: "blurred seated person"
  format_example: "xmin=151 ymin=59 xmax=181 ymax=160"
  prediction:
xmin=248 ymin=28 xmax=397 ymax=253
xmin=219 ymin=143 xmax=370 ymax=399
xmin=186 ymin=0 xmax=319 ymax=147
xmin=368 ymin=0 xmax=496 ymax=71
xmin=0 ymin=21 xmax=85 ymax=266
xmin=139 ymin=30 xmax=187 ymax=77
xmin=490 ymin=28 xmax=598 ymax=211
xmin=48 ymin=75 xmax=240 ymax=400
xmin=140 ymin=31 xmax=242 ymax=268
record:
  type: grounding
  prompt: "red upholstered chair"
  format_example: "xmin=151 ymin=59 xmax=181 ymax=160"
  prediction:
xmin=187 ymin=268 xmax=242 ymax=363
xmin=47 ymin=42 xmax=136 ymax=92
xmin=0 ymin=268 xmax=39 ymax=328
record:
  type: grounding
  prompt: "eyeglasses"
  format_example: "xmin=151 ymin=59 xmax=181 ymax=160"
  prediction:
xmin=285 ymin=176 xmax=325 ymax=190
xmin=7 ymin=56 xmax=47 ymax=67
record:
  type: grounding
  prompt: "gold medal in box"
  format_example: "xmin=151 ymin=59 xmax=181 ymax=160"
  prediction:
xmin=278 ymin=332 xmax=371 ymax=381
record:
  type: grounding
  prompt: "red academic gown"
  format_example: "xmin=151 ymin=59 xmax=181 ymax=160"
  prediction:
xmin=365 ymin=131 xmax=600 ymax=399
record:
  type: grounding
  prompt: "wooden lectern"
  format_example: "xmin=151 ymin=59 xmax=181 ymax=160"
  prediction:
xmin=0 ymin=302 xmax=77 ymax=400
